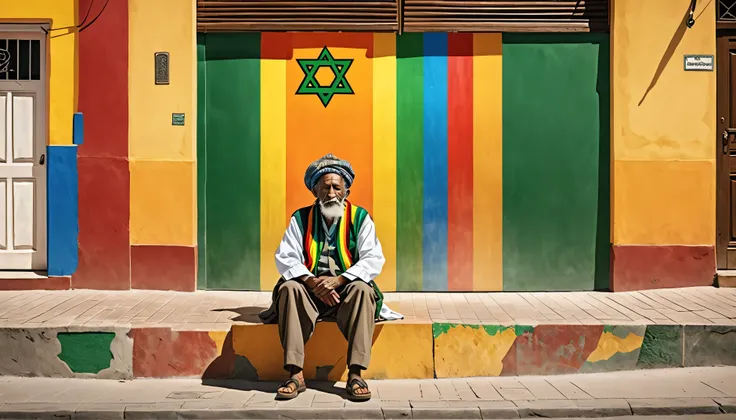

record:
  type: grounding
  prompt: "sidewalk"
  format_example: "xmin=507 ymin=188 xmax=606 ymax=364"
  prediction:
xmin=0 ymin=367 xmax=735 ymax=419
xmin=1 ymin=286 xmax=735 ymax=328
xmin=1 ymin=287 xmax=736 ymax=381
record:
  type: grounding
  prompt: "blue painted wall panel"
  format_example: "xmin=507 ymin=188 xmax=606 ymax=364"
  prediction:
xmin=47 ymin=145 xmax=79 ymax=276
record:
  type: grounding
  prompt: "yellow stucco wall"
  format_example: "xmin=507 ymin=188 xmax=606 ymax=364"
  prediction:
xmin=611 ymin=0 xmax=716 ymax=245
xmin=1 ymin=0 xmax=76 ymax=145
xmin=128 ymin=0 xmax=197 ymax=246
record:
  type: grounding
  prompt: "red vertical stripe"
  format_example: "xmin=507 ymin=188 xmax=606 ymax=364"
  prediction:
xmin=75 ymin=0 xmax=131 ymax=289
xmin=447 ymin=33 xmax=474 ymax=291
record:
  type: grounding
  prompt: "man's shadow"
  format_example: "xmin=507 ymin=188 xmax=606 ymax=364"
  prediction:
xmin=201 ymin=308 xmax=353 ymax=400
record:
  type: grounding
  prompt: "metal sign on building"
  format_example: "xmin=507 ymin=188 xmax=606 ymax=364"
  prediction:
xmin=684 ymin=54 xmax=714 ymax=72
xmin=155 ymin=52 xmax=170 ymax=85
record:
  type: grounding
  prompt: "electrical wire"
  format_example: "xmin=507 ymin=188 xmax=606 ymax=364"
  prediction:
xmin=78 ymin=0 xmax=110 ymax=33
xmin=45 ymin=0 xmax=94 ymax=33
xmin=49 ymin=0 xmax=109 ymax=39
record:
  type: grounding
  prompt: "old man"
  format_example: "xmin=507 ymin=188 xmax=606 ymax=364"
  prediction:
xmin=259 ymin=154 xmax=401 ymax=401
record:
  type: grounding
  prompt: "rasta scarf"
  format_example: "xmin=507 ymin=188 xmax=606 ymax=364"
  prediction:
xmin=293 ymin=201 xmax=385 ymax=320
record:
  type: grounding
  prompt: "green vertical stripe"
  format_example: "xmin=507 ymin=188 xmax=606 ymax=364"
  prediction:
xmin=501 ymin=33 xmax=610 ymax=291
xmin=196 ymin=33 xmax=207 ymax=290
xmin=203 ymin=33 xmax=261 ymax=290
xmin=396 ymin=33 xmax=424 ymax=291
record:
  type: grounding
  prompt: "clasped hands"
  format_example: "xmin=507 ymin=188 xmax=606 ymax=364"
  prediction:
xmin=305 ymin=275 xmax=348 ymax=306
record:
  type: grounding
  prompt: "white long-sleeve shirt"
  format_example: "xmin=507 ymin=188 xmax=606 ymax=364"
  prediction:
xmin=274 ymin=213 xmax=386 ymax=283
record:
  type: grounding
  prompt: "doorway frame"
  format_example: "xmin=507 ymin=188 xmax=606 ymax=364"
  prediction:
xmin=0 ymin=23 xmax=49 ymax=271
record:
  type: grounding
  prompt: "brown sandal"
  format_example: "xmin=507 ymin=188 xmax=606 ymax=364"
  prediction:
xmin=276 ymin=377 xmax=306 ymax=400
xmin=346 ymin=377 xmax=372 ymax=401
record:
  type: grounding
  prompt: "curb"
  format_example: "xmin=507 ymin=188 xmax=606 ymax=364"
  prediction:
xmin=0 ymin=397 xmax=732 ymax=419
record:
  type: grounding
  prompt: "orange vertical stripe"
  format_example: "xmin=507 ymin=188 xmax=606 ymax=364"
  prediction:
xmin=285 ymin=34 xmax=374 ymax=219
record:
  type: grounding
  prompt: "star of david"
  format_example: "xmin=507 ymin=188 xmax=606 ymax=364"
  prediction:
xmin=295 ymin=46 xmax=354 ymax=108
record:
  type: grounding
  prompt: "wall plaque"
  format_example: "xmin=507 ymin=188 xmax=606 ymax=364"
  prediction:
xmin=684 ymin=54 xmax=714 ymax=71
xmin=155 ymin=52 xmax=170 ymax=85
xmin=172 ymin=113 xmax=185 ymax=126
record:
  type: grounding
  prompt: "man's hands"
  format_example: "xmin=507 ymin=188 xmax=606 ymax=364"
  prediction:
xmin=305 ymin=276 xmax=348 ymax=306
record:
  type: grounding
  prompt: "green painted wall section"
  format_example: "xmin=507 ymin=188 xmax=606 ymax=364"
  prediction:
xmin=637 ymin=325 xmax=683 ymax=368
xmin=396 ymin=33 xmax=425 ymax=292
xmin=57 ymin=332 xmax=115 ymax=374
xmin=501 ymin=33 xmax=610 ymax=292
xmin=198 ymin=33 xmax=262 ymax=290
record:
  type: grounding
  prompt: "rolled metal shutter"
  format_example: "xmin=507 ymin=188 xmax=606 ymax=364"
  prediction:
xmin=197 ymin=0 xmax=400 ymax=32
xmin=403 ymin=0 xmax=609 ymax=33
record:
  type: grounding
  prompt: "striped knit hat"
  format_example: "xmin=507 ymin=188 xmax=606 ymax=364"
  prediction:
xmin=304 ymin=153 xmax=355 ymax=191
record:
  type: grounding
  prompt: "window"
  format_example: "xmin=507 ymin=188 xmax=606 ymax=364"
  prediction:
xmin=0 ymin=39 xmax=42 ymax=81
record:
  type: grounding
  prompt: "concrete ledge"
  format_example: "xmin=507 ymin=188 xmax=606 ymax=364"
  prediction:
xmin=2 ymin=322 xmax=736 ymax=380
xmin=514 ymin=399 xmax=631 ymax=418
xmin=0 ymin=397 xmax=731 ymax=420
xmin=717 ymin=270 xmax=736 ymax=288
xmin=716 ymin=397 xmax=736 ymax=413
xmin=628 ymin=397 xmax=722 ymax=415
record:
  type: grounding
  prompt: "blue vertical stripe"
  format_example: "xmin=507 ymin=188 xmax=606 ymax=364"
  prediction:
xmin=72 ymin=113 xmax=84 ymax=145
xmin=422 ymin=33 xmax=449 ymax=291
xmin=47 ymin=145 xmax=79 ymax=276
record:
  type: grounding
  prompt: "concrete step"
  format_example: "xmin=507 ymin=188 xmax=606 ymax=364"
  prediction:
xmin=3 ymin=321 xmax=736 ymax=381
xmin=0 ymin=368 xmax=734 ymax=419
xmin=717 ymin=270 xmax=736 ymax=288
xmin=1 ymin=288 xmax=735 ymax=380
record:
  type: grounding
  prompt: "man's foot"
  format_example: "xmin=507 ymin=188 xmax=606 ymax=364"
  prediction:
xmin=276 ymin=371 xmax=306 ymax=400
xmin=346 ymin=371 xmax=371 ymax=401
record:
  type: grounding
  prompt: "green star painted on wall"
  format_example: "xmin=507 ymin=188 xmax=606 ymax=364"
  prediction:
xmin=296 ymin=46 xmax=354 ymax=108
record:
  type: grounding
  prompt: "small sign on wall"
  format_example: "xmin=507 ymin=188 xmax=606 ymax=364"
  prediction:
xmin=172 ymin=113 xmax=185 ymax=126
xmin=684 ymin=54 xmax=714 ymax=71
xmin=155 ymin=52 xmax=170 ymax=85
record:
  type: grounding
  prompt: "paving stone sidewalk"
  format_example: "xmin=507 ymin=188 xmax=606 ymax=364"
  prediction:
xmin=1 ymin=286 xmax=736 ymax=329
xmin=0 ymin=367 xmax=735 ymax=419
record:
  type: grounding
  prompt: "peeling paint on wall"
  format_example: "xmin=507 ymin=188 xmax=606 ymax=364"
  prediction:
xmin=57 ymin=332 xmax=115 ymax=373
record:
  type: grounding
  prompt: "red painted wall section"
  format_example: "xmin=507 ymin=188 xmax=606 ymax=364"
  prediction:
xmin=611 ymin=245 xmax=716 ymax=292
xmin=75 ymin=0 xmax=131 ymax=289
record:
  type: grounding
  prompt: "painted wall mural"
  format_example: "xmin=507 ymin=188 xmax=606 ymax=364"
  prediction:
xmin=0 ymin=323 xmax=733 ymax=380
xmin=198 ymin=32 xmax=610 ymax=292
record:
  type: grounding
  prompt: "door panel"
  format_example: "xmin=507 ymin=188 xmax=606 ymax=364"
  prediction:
xmin=0 ymin=28 xmax=47 ymax=271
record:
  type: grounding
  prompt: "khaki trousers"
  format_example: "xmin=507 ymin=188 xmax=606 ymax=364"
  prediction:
xmin=276 ymin=279 xmax=377 ymax=371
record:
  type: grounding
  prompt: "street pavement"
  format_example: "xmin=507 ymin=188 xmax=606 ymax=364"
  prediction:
xmin=1 ymin=286 xmax=735 ymax=328
xmin=0 ymin=367 xmax=735 ymax=419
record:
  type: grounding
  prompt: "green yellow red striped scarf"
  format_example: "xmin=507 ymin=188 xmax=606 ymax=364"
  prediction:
xmin=294 ymin=201 xmax=383 ymax=319
xmin=301 ymin=200 xmax=367 ymax=274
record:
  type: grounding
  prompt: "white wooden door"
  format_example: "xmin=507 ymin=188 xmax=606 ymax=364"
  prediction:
xmin=0 ymin=28 xmax=47 ymax=271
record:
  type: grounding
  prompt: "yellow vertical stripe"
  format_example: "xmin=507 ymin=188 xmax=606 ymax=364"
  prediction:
xmin=372 ymin=34 xmax=397 ymax=292
xmin=472 ymin=33 xmax=503 ymax=291
xmin=260 ymin=57 xmax=287 ymax=291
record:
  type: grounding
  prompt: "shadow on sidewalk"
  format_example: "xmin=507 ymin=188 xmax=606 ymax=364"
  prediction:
xmin=202 ymin=378 xmax=346 ymax=398
xmin=212 ymin=306 xmax=265 ymax=323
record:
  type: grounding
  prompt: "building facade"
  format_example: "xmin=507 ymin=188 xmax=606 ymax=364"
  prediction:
xmin=0 ymin=0 xmax=722 ymax=293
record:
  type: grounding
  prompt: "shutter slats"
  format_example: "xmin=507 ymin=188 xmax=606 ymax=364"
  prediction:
xmin=197 ymin=0 xmax=399 ymax=32
xmin=404 ymin=0 xmax=608 ymax=32
xmin=196 ymin=0 xmax=608 ymax=33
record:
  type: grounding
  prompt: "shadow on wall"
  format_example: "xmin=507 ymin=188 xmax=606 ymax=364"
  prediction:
xmin=596 ymin=34 xmax=612 ymax=291
xmin=202 ymin=320 xmax=388 ymax=383
xmin=638 ymin=0 xmax=711 ymax=106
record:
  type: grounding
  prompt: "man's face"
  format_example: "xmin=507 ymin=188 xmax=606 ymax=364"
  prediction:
xmin=314 ymin=173 xmax=346 ymax=203
xmin=314 ymin=173 xmax=347 ymax=219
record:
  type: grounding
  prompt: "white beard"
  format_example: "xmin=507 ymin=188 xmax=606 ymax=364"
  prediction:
xmin=319 ymin=198 xmax=345 ymax=220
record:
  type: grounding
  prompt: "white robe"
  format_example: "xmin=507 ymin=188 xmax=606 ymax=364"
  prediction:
xmin=274 ymin=213 xmax=403 ymax=321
